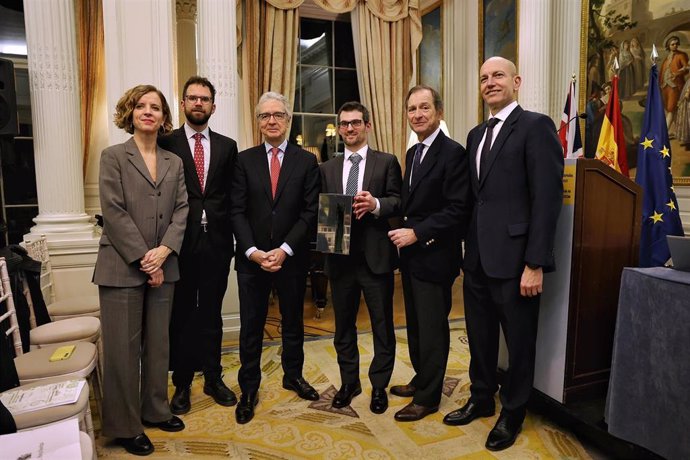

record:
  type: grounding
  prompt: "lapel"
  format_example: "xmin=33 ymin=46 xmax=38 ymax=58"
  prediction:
xmin=479 ymin=105 xmax=523 ymax=189
xmin=274 ymin=143 xmax=299 ymax=204
xmin=206 ymin=130 xmax=222 ymax=193
xmin=332 ymin=156 xmax=345 ymax=194
xmin=253 ymin=145 xmax=273 ymax=202
xmin=174 ymin=127 xmax=203 ymax=194
xmin=156 ymin=146 xmax=172 ymax=186
xmin=362 ymin=148 xmax=376 ymax=191
xmin=125 ymin=137 xmax=156 ymax=188
xmin=469 ymin=122 xmax=486 ymax=185
xmin=408 ymin=131 xmax=443 ymax=196
xmin=402 ymin=144 xmax=414 ymax=202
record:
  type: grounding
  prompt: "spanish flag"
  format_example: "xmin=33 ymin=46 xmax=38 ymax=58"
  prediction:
xmin=595 ymin=75 xmax=629 ymax=176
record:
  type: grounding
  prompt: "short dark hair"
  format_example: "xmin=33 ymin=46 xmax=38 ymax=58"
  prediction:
xmin=405 ymin=85 xmax=443 ymax=112
xmin=337 ymin=101 xmax=370 ymax=124
xmin=182 ymin=76 xmax=216 ymax=102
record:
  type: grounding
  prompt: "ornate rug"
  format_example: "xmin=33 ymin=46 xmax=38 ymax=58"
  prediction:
xmin=96 ymin=321 xmax=591 ymax=459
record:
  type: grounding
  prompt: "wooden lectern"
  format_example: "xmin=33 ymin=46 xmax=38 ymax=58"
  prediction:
xmin=533 ymin=159 xmax=643 ymax=404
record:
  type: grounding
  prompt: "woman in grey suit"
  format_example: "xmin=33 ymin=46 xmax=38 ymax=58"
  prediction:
xmin=93 ymin=85 xmax=189 ymax=456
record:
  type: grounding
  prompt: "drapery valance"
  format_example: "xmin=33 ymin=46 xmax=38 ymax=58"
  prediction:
xmin=266 ymin=0 xmax=416 ymax=23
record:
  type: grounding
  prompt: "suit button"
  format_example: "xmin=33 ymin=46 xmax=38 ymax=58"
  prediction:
xmin=403 ymin=216 xmax=408 ymax=221
xmin=159 ymin=214 xmax=163 ymax=219
xmin=158 ymin=191 xmax=161 ymax=196
xmin=478 ymin=200 xmax=484 ymax=206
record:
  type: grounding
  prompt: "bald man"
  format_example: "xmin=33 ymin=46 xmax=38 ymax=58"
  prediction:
xmin=442 ymin=57 xmax=563 ymax=451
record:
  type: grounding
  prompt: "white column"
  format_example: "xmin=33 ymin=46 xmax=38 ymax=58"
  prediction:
xmin=197 ymin=0 xmax=240 ymax=140
xmin=102 ymin=0 xmax=177 ymax=145
xmin=176 ymin=0 xmax=197 ymax=126
xmin=197 ymin=0 xmax=241 ymax=339
xmin=549 ymin=0 xmax=583 ymax=124
xmin=443 ymin=0 xmax=479 ymax=142
xmin=23 ymin=0 xmax=94 ymax=240
xmin=518 ymin=0 xmax=552 ymax=114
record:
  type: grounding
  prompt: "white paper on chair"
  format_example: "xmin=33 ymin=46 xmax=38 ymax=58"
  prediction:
xmin=0 ymin=418 xmax=83 ymax=459
xmin=0 ymin=379 xmax=85 ymax=415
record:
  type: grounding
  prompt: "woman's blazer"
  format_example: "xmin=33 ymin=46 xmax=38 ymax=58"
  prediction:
xmin=93 ymin=137 xmax=189 ymax=287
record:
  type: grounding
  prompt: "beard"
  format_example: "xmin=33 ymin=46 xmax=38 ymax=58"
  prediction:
xmin=185 ymin=109 xmax=211 ymax=127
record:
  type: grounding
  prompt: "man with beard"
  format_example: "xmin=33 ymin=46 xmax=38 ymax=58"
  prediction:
xmin=319 ymin=101 xmax=402 ymax=414
xmin=158 ymin=76 xmax=239 ymax=414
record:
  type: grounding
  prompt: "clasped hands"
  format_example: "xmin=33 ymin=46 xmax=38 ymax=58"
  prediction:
xmin=250 ymin=248 xmax=287 ymax=272
xmin=140 ymin=245 xmax=172 ymax=287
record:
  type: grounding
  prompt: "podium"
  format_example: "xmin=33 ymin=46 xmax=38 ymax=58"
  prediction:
xmin=533 ymin=159 xmax=643 ymax=404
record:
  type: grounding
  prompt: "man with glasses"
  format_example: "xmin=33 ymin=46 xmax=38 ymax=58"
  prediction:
xmin=230 ymin=91 xmax=321 ymax=424
xmin=319 ymin=102 xmax=402 ymax=414
xmin=158 ymin=76 xmax=239 ymax=415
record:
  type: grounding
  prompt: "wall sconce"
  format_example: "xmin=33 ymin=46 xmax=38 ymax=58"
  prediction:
xmin=325 ymin=123 xmax=336 ymax=138
xmin=296 ymin=134 xmax=303 ymax=146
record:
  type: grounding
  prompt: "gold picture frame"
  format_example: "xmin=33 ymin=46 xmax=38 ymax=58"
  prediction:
xmin=579 ymin=0 xmax=690 ymax=186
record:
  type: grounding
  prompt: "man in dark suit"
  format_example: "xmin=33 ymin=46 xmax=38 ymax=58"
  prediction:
xmin=442 ymin=57 xmax=563 ymax=451
xmin=158 ymin=76 xmax=238 ymax=414
xmin=388 ymin=85 xmax=471 ymax=422
xmin=230 ymin=91 xmax=321 ymax=424
xmin=320 ymin=101 xmax=402 ymax=414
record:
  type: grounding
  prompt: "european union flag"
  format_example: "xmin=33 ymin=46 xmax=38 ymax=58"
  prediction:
xmin=636 ymin=64 xmax=684 ymax=267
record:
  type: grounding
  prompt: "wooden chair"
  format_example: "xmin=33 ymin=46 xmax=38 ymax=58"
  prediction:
xmin=22 ymin=236 xmax=99 ymax=320
xmin=0 ymin=257 xmax=101 ymax=414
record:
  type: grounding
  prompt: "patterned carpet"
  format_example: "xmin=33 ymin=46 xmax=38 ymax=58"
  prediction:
xmin=97 ymin=321 xmax=591 ymax=459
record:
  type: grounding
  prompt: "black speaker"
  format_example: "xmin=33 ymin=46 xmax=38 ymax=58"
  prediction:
xmin=0 ymin=58 xmax=18 ymax=137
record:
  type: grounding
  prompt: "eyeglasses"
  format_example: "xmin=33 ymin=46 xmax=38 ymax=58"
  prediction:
xmin=257 ymin=112 xmax=288 ymax=122
xmin=338 ymin=119 xmax=364 ymax=129
xmin=185 ymin=95 xmax=212 ymax=104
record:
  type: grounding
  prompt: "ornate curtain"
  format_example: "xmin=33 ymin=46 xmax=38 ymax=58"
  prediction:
xmin=241 ymin=0 xmax=300 ymax=145
xmin=75 ymin=0 xmax=104 ymax=178
xmin=239 ymin=0 xmax=421 ymax=154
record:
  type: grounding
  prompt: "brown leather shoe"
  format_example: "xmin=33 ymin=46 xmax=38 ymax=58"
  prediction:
xmin=394 ymin=402 xmax=438 ymax=422
xmin=390 ymin=384 xmax=416 ymax=397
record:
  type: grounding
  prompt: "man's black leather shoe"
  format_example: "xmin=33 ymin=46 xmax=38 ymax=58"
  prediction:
xmin=485 ymin=412 xmax=523 ymax=451
xmin=170 ymin=386 xmax=191 ymax=415
xmin=390 ymin=383 xmax=416 ymax=397
xmin=283 ymin=377 xmax=319 ymax=401
xmin=142 ymin=415 xmax=185 ymax=432
xmin=332 ymin=382 xmax=362 ymax=408
xmin=116 ymin=433 xmax=154 ymax=456
xmin=204 ymin=378 xmax=237 ymax=407
xmin=443 ymin=400 xmax=495 ymax=426
xmin=370 ymin=388 xmax=388 ymax=414
xmin=235 ymin=393 xmax=259 ymax=424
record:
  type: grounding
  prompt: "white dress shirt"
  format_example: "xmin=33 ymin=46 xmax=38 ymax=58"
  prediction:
xmin=476 ymin=100 xmax=518 ymax=177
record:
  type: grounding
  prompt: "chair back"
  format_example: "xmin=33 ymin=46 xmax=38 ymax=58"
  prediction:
xmin=22 ymin=235 xmax=54 ymax=305
xmin=0 ymin=258 xmax=23 ymax=357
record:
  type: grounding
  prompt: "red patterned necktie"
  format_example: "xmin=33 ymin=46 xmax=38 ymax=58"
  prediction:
xmin=270 ymin=147 xmax=280 ymax=198
xmin=193 ymin=132 xmax=205 ymax=192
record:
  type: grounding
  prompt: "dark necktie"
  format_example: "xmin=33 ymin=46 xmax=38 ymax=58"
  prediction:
xmin=193 ymin=132 xmax=205 ymax=192
xmin=479 ymin=117 xmax=500 ymax=180
xmin=345 ymin=153 xmax=362 ymax=195
xmin=270 ymin=147 xmax=280 ymax=198
xmin=410 ymin=142 xmax=424 ymax=189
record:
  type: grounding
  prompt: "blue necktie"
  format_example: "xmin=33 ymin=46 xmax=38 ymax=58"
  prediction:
xmin=410 ymin=142 xmax=424 ymax=189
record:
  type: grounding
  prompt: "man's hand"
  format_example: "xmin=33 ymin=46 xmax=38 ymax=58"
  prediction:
xmin=388 ymin=228 xmax=418 ymax=249
xmin=249 ymin=250 xmax=271 ymax=266
xmin=140 ymin=246 xmax=173 ymax=274
xmin=261 ymin=248 xmax=287 ymax=272
xmin=520 ymin=265 xmax=543 ymax=297
xmin=147 ymin=268 xmax=164 ymax=287
xmin=353 ymin=191 xmax=376 ymax=219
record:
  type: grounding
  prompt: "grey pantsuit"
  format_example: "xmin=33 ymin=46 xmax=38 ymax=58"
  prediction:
xmin=93 ymin=137 xmax=188 ymax=438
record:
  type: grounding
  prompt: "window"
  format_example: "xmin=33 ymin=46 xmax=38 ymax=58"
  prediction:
xmin=289 ymin=18 xmax=359 ymax=162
